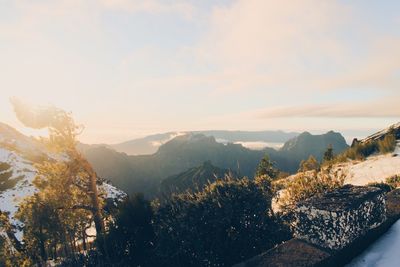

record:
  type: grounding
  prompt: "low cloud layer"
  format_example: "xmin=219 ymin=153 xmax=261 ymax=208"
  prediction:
xmin=254 ymin=98 xmax=400 ymax=118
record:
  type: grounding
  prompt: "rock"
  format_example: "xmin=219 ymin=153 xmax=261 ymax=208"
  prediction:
xmin=293 ymin=185 xmax=386 ymax=250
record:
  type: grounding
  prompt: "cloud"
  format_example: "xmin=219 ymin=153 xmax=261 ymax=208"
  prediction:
xmin=99 ymin=0 xmax=195 ymax=19
xmin=190 ymin=0 xmax=400 ymax=93
xmin=252 ymin=97 xmax=400 ymax=118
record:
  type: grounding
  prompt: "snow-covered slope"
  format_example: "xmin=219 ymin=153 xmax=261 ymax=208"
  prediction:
xmin=346 ymin=217 xmax=400 ymax=267
xmin=272 ymin=140 xmax=400 ymax=213
xmin=0 ymin=147 xmax=36 ymax=238
xmin=343 ymin=142 xmax=400 ymax=186
xmin=0 ymin=123 xmax=126 ymax=239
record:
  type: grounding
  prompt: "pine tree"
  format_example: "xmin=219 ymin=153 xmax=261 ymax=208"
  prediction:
xmin=255 ymin=154 xmax=279 ymax=179
xmin=10 ymin=98 xmax=107 ymax=258
xmin=323 ymin=144 xmax=334 ymax=162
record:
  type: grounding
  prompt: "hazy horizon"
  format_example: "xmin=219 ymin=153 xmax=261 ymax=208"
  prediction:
xmin=1 ymin=0 xmax=399 ymax=143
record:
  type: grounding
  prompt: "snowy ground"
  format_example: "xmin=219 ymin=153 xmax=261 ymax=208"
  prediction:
xmin=343 ymin=143 xmax=400 ymax=186
xmin=0 ymin=148 xmax=37 ymax=239
xmin=346 ymin=220 xmax=400 ymax=267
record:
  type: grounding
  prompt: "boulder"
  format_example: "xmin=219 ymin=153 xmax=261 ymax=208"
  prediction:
xmin=293 ymin=185 xmax=386 ymax=250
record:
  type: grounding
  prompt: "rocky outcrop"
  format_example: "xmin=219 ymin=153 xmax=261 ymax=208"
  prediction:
xmin=293 ymin=185 xmax=386 ymax=250
xmin=236 ymin=188 xmax=400 ymax=267
xmin=357 ymin=122 xmax=400 ymax=144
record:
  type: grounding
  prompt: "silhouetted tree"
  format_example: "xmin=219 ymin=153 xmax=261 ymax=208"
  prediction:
xmin=10 ymin=98 xmax=107 ymax=259
xmin=323 ymin=144 xmax=334 ymax=162
xmin=105 ymin=194 xmax=155 ymax=266
xmin=255 ymin=154 xmax=279 ymax=179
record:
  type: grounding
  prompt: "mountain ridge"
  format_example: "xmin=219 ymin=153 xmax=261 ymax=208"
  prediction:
xmin=109 ymin=130 xmax=299 ymax=155
xmin=82 ymin=130 xmax=349 ymax=197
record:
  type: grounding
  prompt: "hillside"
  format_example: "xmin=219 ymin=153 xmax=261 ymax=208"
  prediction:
xmin=282 ymin=123 xmax=400 ymax=188
xmin=83 ymin=131 xmax=348 ymax=197
xmin=109 ymin=130 xmax=299 ymax=155
xmin=0 ymin=123 xmax=126 ymax=239
xmin=159 ymin=161 xmax=234 ymax=195
xmin=344 ymin=143 xmax=400 ymax=185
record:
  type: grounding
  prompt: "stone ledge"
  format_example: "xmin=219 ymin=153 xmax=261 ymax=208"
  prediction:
xmin=235 ymin=188 xmax=400 ymax=267
xmin=294 ymin=185 xmax=386 ymax=250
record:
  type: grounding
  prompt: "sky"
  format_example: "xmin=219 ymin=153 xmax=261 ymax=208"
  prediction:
xmin=0 ymin=0 xmax=399 ymax=144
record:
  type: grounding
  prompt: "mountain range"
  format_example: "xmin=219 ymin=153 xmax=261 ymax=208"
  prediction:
xmin=81 ymin=131 xmax=348 ymax=197
xmin=159 ymin=161 xmax=234 ymax=196
xmin=108 ymin=130 xmax=299 ymax=155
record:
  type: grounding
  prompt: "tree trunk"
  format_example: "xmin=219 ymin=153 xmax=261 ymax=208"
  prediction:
xmin=74 ymin=151 xmax=108 ymax=259
xmin=82 ymin=229 xmax=87 ymax=251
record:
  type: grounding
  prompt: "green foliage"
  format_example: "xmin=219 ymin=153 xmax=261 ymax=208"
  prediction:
xmin=105 ymin=194 xmax=155 ymax=266
xmin=11 ymin=100 xmax=107 ymax=264
xmin=153 ymin=177 xmax=290 ymax=266
xmin=298 ymin=155 xmax=320 ymax=172
xmin=255 ymin=154 xmax=279 ymax=179
xmin=16 ymin=161 xmax=94 ymax=262
xmin=323 ymin=145 xmax=334 ymax=162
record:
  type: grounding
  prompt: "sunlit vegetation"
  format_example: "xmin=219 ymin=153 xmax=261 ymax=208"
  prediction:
xmin=367 ymin=175 xmax=400 ymax=193
xmin=2 ymin=100 xmax=108 ymax=265
xmin=298 ymin=155 xmax=320 ymax=172
xmin=1 ymin=101 xmax=294 ymax=266
xmin=333 ymin=132 xmax=397 ymax=163
xmin=386 ymin=175 xmax=400 ymax=188
xmin=280 ymin=166 xmax=346 ymax=212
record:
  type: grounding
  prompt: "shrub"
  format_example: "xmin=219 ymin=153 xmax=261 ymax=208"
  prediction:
xmin=280 ymin=166 xmax=346 ymax=211
xmin=334 ymin=132 xmax=397 ymax=164
xmin=378 ymin=134 xmax=396 ymax=154
xmin=298 ymin=155 xmax=320 ymax=172
xmin=386 ymin=175 xmax=400 ymax=189
xmin=104 ymin=194 xmax=156 ymax=266
xmin=153 ymin=177 xmax=291 ymax=266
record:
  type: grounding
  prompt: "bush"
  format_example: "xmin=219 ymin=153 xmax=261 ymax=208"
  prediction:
xmin=280 ymin=166 xmax=346 ymax=211
xmin=104 ymin=194 xmax=156 ymax=266
xmin=334 ymin=132 xmax=397 ymax=164
xmin=153 ymin=177 xmax=291 ymax=266
xmin=298 ymin=155 xmax=320 ymax=172
xmin=378 ymin=134 xmax=396 ymax=154
xmin=386 ymin=175 xmax=400 ymax=189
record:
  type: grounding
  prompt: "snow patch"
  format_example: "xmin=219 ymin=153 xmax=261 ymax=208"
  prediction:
xmin=346 ymin=219 xmax=400 ymax=267
xmin=344 ymin=143 xmax=400 ymax=186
